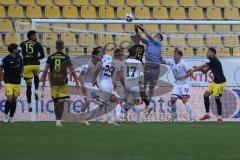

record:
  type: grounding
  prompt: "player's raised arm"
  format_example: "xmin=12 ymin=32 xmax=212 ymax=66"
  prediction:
xmin=134 ymin=25 xmax=147 ymax=42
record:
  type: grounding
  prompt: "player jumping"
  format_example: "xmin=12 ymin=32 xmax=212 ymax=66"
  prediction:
xmin=41 ymin=40 xmax=83 ymax=127
xmin=0 ymin=44 xmax=23 ymax=122
xmin=193 ymin=47 xmax=226 ymax=123
xmin=162 ymin=49 xmax=196 ymax=121
xmin=20 ymin=30 xmax=45 ymax=112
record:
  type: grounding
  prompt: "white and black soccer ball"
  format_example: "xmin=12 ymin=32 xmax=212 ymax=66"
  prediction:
xmin=125 ymin=12 xmax=134 ymax=22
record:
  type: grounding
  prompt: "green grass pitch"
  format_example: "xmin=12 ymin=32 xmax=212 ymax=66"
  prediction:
xmin=0 ymin=122 xmax=239 ymax=160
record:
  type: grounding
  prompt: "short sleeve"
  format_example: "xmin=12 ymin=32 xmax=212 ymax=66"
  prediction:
xmin=206 ymin=61 xmax=213 ymax=69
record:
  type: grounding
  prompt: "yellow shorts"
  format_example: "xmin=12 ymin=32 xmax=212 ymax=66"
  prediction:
xmin=5 ymin=83 xmax=21 ymax=97
xmin=207 ymin=82 xmax=226 ymax=97
xmin=51 ymin=84 xmax=70 ymax=99
xmin=23 ymin=65 xmax=40 ymax=79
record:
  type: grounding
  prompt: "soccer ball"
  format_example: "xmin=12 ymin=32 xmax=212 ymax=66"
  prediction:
xmin=125 ymin=12 xmax=134 ymax=22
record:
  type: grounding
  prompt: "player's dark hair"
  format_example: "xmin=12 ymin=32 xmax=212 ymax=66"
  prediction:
xmin=8 ymin=43 xmax=18 ymax=53
xmin=92 ymin=46 xmax=102 ymax=56
xmin=174 ymin=49 xmax=183 ymax=57
xmin=157 ymin=33 xmax=163 ymax=41
xmin=208 ymin=47 xmax=216 ymax=55
xmin=113 ymin=48 xmax=124 ymax=58
xmin=128 ymin=47 xmax=136 ymax=57
xmin=56 ymin=40 xmax=64 ymax=50
xmin=27 ymin=30 xmax=37 ymax=39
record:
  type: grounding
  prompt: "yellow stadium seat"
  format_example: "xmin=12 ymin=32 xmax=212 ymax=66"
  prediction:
xmin=144 ymin=0 xmax=160 ymax=6
xmin=0 ymin=34 xmax=7 ymax=54
xmin=178 ymin=47 xmax=194 ymax=56
xmin=70 ymin=24 xmax=87 ymax=31
xmin=216 ymin=47 xmax=230 ymax=57
xmin=142 ymin=24 xmax=159 ymax=33
xmin=0 ymin=0 xmax=15 ymax=5
xmin=187 ymin=34 xmax=205 ymax=47
xmin=115 ymin=35 xmax=131 ymax=49
xmin=179 ymin=25 xmax=195 ymax=33
xmin=14 ymin=19 xmax=31 ymax=32
xmin=79 ymin=33 xmax=95 ymax=46
xmin=162 ymin=0 xmax=178 ymax=7
xmin=8 ymin=5 xmax=24 ymax=18
xmin=89 ymin=24 xmax=105 ymax=31
xmin=197 ymin=25 xmax=213 ymax=33
xmin=126 ymin=0 xmax=142 ymax=6
xmin=36 ymin=0 xmax=52 ymax=6
xmin=215 ymin=0 xmax=231 ymax=7
xmin=42 ymin=33 xmax=58 ymax=47
xmin=109 ymin=0 xmax=124 ymax=6
xmin=45 ymin=6 xmax=61 ymax=18
xmin=152 ymin=7 xmax=168 ymax=19
xmin=232 ymin=25 xmax=240 ymax=32
xmin=223 ymin=35 xmax=239 ymax=47
xmin=135 ymin=7 xmax=151 ymax=19
xmin=0 ymin=5 xmax=5 ymax=18
xmin=160 ymin=34 xmax=169 ymax=46
xmin=116 ymin=6 xmax=132 ymax=19
xmin=196 ymin=0 xmax=213 ymax=7
xmin=81 ymin=6 xmax=96 ymax=19
xmin=233 ymin=47 xmax=240 ymax=56
xmin=63 ymin=6 xmax=78 ymax=18
xmin=106 ymin=24 xmax=123 ymax=32
xmin=169 ymin=34 xmax=186 ymax=47
xmin=99 ymin=6 xmax=115 ymax=19
xmin=0 ymin=19 xmax=13 ymax=32
xmin=162 ymin=47 xmax=175 ymax=56
xmin=97 ymin=34 xmax=113 ymax=46
xmin=233 ymin=0 xmax=240 ymax=7
xmin=55 ymin=0 xmax=71 ymax=6
xmin=19 ymin=0 xmax=35 ymax=5
xmin=188 ymin=7 xmax=204 ymax=19
xmin=170 ymin=7 xmax=186 ymax=19
xmin=196 ymin=47 xmax=208 ymax=56
xmin=61 ymin=33 xmax=77 ymax=46
xmin=69 ymin=47 xmax=85 ymax=56
xmin=72 ymin=0 xmax=89 ymax=6
xmin=224 ymin=7 xmax=239 ymax=20
xmin=206 ymin=7 xmax=222 ymax=20
xmin=179 ymin=0 xmax=195 ymax=6
xmin=124 ymin=24 xmax=135 ymax=32
xmin=51 ymin=24 xmax=68 ymax=33
xmin=160 ymin=24 xmax=177 ymax=33
xmin=5 ymin=32 xmax=17 ymax=45
xmin=215 ymin=25 xmax=231 ymax=33
xmin=26 ymin=6 xmax=42 ymax=18
xmin=36 ymin=24 xmax=51 ymax=32
xmin=90 ymin=0 xmax=106 ymax=6
xmin=206 ymin=34 xmax=222 ymax=47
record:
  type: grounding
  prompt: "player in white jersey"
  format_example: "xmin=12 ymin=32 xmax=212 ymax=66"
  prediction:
xmin=123 ymin=50 xmax=144 ymax=122
xmin=93 ymin=48 xmax=127 ymax=125
xmin=79 ymin=46 xmax=103 ymax=125
xmin=162 ymin=49 xmax=196 ymax=121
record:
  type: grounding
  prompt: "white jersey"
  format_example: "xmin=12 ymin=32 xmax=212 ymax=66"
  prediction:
xmin=125 ymin=58 xmax=144 ymax=92
xmin=165 ymin=59 xmax=191 ymax=84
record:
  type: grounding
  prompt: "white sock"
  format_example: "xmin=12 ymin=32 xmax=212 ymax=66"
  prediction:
xmin=114 ymin=104 xmax=122 ymax=120
xmin=185 ymin=102 xmax=195 ymax=120
xmin=170 ymin=103 xmax=177 ymax=113
xmin=133 ymin=105 xmax=141 ymax=122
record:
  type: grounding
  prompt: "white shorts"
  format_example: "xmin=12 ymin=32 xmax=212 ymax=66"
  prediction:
xmin=171 ymin=84 xmax=190 ymax=98
xmin=99 ymin=78 xmax=114 ymax=102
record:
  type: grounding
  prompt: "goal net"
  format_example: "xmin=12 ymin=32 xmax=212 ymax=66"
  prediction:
xmin=12 ymin=19 xmax=240 ymax=122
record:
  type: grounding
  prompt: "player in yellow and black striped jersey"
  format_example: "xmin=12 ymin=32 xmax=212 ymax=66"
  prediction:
xmin=41 ymin=40 xmax=84 ymax=127
xmin=20 ymin=30 xmax=45 ymax=112
xmin=0 ymin=43 xmax=23 ymax=122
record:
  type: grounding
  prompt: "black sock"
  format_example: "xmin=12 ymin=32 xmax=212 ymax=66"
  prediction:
xmin=9 ymin=102 xmax=16 ymax=118
xmin=34 ymin=76 xmax=39 ymax=90
xmin=140 ymin=91 xmax=149 ymax=106
xmin=26 ymin=86 xmax=32 ymax=104
xmin=4 ymin=100 xmax=10 ymax=115
xmin=204 ymin=96 xmax=210 ymax=113
xmin=54 ymin=100 xmax=64 ymax=120
xmin=215 ymin=98 xmax=222 ymax=116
